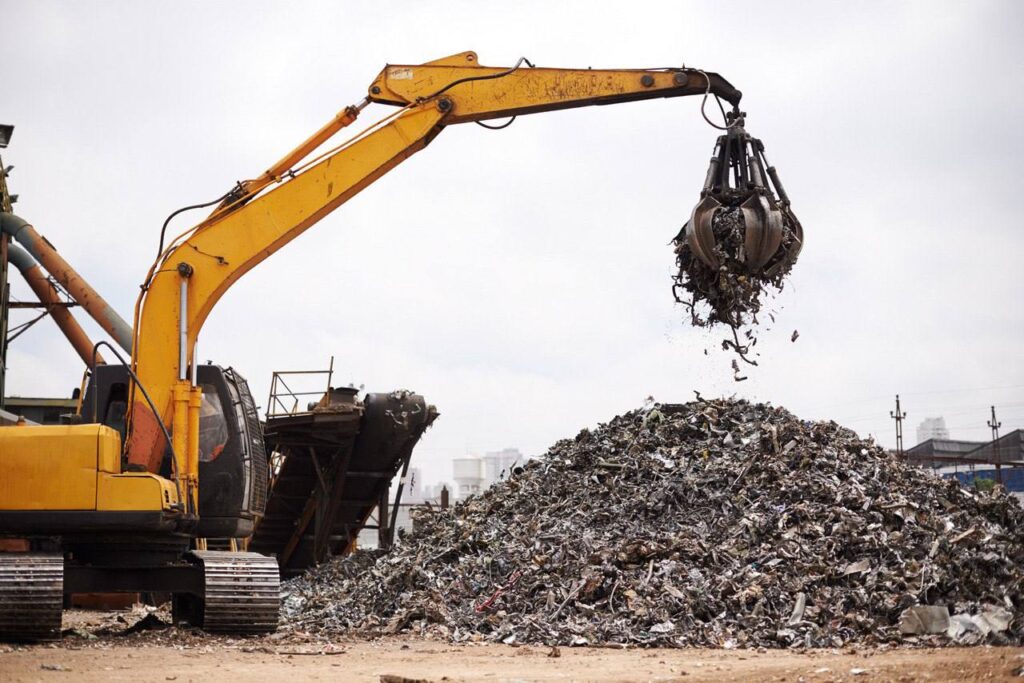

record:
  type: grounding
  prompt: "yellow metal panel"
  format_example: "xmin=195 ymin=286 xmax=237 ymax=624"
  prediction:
xmin=421 ymin=50 xmax=480 ymax=67
xmin=96 ymin=473 xmax=177 ymax=511
xmin=96 ymin=426 xmax=122 ymax=473
xmin=0 ymin=424 xmax=118 ymax=510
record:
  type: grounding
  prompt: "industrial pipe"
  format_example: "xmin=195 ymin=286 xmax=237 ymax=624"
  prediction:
xmin=0 ymin=213 xmax=133 ymax=353
xmin=6 ymin=243 xmax=104 ymax=366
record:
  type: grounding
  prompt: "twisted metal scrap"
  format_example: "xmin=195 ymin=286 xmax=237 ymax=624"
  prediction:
xmin=282 ymin=399 xmax=1024 ymax=649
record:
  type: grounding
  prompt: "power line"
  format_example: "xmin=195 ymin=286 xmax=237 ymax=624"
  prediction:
xmin=838 ymin=402 xmax=1024 ymax=425
xmin=815 ymin=383 xmax=1024 ymax=411
xmin=905 ymin=383 xmax=1024 ymax=398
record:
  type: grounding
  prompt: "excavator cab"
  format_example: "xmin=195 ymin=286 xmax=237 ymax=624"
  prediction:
xmin=80 ymin=363 xmax=269 ymax=539
xmin=0 ymin=363 xmax=280 ymax=642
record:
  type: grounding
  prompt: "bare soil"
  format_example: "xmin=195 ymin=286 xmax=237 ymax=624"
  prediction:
xmin=0 ymin=611 xmax=1021 ymax=683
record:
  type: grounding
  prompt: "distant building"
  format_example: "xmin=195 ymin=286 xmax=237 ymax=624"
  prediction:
xmin=451 ymin=448 xmax=530 ymax=500
xmin=420 ymin=482 xmax=452 ymax=503
xmin=452 ymin=457 xmax=483 ymax=499
xmin=906 ymin=430 xmax=1024 ymax=502
xmin=916 ymin=417 xmax=949 ymax=444
xmin=904 ymin=438 xmax=985 ymax=469
xmin=967 ymin=429 xmax=1024 ymax=467
xmin=482 ymin=448 xmax=525 ymax=487
xmin=395 ymin=468 xmax=452 ymax=506
xmin=3 ymin=396 xmax=77 ymax=425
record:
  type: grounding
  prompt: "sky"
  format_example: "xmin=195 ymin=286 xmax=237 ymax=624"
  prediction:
xmin=3 ymin=1 xmax=1023 ymax=485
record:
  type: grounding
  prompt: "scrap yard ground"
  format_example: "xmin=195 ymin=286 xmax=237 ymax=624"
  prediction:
xmin=2 ymin=630 xmax=1022 ymax=683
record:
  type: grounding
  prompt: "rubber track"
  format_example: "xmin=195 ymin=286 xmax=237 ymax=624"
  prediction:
xmin=0 ymin=554 xmax=63 ymax=642
xmin=191 ymin=551 xmax=279 ymax=634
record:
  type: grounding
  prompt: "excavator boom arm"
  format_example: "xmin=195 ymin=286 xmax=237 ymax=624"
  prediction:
xmin=367 ymin=51 xmax=741 ymax=121
xmin=126 ymin=52 xmax=742 ymax=474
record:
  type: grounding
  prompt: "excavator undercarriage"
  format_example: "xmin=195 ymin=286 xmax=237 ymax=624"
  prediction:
xmin=0 ymin=549 xmax=280 ymax=641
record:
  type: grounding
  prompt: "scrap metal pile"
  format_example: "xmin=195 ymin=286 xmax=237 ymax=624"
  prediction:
xmin=673 ymin=114 xmax=803 ymax=365
xmin=282 ymin=398 xmax=1023 ymax=648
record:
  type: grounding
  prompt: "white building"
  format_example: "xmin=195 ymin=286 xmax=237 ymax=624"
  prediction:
xmin=917 ymin=417 xmax=950 ymax=444
xmin=452 ymin=457 xmax=483 ymax=499
xmin=482 ymin=448 xmax=525 ymax=487
xmin=450 ymin=448 xmax=529 ymax=500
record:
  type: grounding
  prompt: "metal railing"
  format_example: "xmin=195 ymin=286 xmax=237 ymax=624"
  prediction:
xmin=265 ymin=356 xmax=334 ymax=418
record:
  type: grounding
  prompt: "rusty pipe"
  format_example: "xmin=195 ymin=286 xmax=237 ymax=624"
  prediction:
xmin=6 ymin=243 xmax=105 ymax=366
xmin=1 ymin=213 xmax=133 ymax=353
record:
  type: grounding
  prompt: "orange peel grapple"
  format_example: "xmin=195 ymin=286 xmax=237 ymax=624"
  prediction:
xmin=684 ymin=111 xmax=803 ymax=277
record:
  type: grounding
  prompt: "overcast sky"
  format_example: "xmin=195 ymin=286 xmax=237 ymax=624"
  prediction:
xmin=4 ymin=1 xmax=1023 ymax=485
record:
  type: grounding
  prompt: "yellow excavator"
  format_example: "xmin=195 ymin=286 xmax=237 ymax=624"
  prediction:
xmin=0 ymin=51 xmax=789 ymax=641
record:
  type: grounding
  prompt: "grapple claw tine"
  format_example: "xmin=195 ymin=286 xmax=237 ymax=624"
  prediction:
xmin=740 ymin=194 xmax=783 ymax=272
xmin=686 ymin=195 xmax=722 ymax=270
xmin=787 ymin=211 xmax=804 ymax=260
xmin=764 ymin=209 xmax=803 ymax=277
xmin=762 ymin=200 xmax=784 ymax=264
xmin=683 ymin=118 xmax=800 ymax=282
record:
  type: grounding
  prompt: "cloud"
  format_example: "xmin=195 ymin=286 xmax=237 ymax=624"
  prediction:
xmin=4 ymin=1 xmax=1022 ymax=484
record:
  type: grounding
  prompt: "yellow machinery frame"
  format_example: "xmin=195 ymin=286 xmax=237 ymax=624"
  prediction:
xmin=1 ymin=51 xmax=739 ymax=521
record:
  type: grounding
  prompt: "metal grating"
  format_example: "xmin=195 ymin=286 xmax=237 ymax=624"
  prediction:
xmin=224 ymin=367 xmax=269 ymax=515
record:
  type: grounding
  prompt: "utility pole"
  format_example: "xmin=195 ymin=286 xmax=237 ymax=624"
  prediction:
xmin=890 ymin=394 xmax=907 ymax=458
xmin=987 ymin=405 xmax=1002 ymax=486
xmin=0 ymin=124 xmax=15 ymax=410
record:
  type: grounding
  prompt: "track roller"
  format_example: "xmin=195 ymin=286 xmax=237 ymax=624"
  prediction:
xmin=174 ymin=551 xmax=280 ymax=634
xmin=0 ymin=553 xmax=64 ymax=642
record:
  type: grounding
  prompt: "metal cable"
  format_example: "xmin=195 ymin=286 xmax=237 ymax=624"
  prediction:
xmin=696 ymin=69 xmax=739 ymax=131
xmin=90 ymin=340 xmax=185 ymax=511
xmin=157 ymin=190 xmax=234 ymax=259
xmin=476 ymin=116 xmax=518 ymax=130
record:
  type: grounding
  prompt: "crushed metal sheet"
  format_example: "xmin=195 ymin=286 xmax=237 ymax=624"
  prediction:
xmin=899 ymin=606 xmax=950 ymax=635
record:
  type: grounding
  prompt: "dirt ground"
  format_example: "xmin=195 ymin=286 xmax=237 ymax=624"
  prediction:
xmin=3 ymin=639 xmax=1024 ymax=682
xmin=0 ymin=610 xmax=1022 ymax=682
